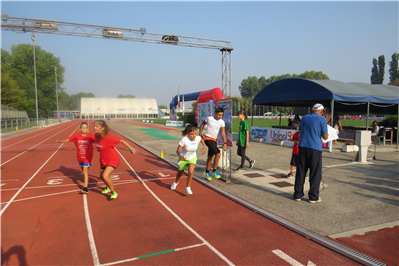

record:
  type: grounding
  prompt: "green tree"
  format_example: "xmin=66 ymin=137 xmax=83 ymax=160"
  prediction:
xmin=159 ymin=104 xmax=167 ymax=109
xmin=69 ymin=92 xmax=96 ymax=110
xmin=117 ymin=94 xmax=135 ymax=98
xmin=2 ymin=44 xmax=66 ymax=117
xmin=238 ymin=76 xmax=262 ymax=98
xmin=389 ymin=52 xmax=399 ymax=85
xmin=371 ymin=55 xmax=385 ymax=84
xmin=1 ymin=72 xmax=34 ymax=111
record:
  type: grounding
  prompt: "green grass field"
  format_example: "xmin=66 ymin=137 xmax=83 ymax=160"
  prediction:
xmin=147 ymin=118 xmax=370 ymax=133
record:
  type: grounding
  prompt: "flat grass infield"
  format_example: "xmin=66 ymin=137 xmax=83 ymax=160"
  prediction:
xmin=146 ymin=118 xmax=369 ymax=133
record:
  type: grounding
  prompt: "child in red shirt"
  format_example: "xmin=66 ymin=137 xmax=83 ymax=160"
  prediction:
xmin=56 ymin=122 xmax=95 ymax=194
xmin=287 ymin=122 xmax=300 ymax=178
xmin=94 ymin=120 xmax=137 ymax=200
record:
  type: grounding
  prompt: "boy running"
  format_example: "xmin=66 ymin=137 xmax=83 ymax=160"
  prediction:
xmin=199 ymin=107 xmax=227 ymax=180
xmin=56 ymin=122 xmax=95 ymax=194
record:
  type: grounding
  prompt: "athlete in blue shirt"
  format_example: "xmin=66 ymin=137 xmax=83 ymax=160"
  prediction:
xmin=294 ymin=103 xmax=328 ymax=203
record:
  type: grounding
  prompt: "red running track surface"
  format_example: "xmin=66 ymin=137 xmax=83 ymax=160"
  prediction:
xmin=1 ymin=120 xmax=364 ymax=265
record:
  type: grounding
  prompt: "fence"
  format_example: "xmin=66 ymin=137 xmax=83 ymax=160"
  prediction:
xmin=1 ymin=105 xmax=29 ymax=119
xmin=1 ymin=118 xmax=72 ymax=133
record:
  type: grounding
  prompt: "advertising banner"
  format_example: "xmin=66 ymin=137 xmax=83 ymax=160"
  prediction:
xmin=197 ymin=100 xmax=214 ymax=128
xmin=166 ymin=120 xmax=184 ymax=127
xmin=251 ymin=126 xmax=332 ymax=151
xmin=217 ymin=99 xmax=232 ymax=147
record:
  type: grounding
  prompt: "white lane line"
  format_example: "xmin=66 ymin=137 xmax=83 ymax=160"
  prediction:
xmin=115 ymin=148 xmax=235 ymax=266
xmin=0 ymin=178 xmax=176 ymax=203
xmin=100 ymin=243 xmax=206 ymax=266
xmin=46 ymin=176 xmax=75 ymax=179
xmin=1 ymin=179 xmax=19 ymax=182
xmin=83 ymin=194 xmax=100 ymax=266
xmin=0 ymin=125 xmax=79 ymax=215
xmin=1 ymin=124 xmax=66 ymax=150
xmin=1 ymin=122 xmax=78 ymax=166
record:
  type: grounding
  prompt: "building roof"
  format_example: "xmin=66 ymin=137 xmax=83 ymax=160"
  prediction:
xmin=252 ymin=78 xmax=399 ymax=113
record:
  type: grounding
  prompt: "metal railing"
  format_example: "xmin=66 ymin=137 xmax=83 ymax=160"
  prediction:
xmin=1 ymin=117 xmax=72 ymax=132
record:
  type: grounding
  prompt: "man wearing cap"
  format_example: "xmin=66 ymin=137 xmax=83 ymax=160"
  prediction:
xmin=293 ymin=103 xmax=328 ymax=203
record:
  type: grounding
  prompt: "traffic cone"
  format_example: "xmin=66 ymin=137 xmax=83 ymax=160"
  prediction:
xmin=161 ymin=150 xmax=164 ymax=158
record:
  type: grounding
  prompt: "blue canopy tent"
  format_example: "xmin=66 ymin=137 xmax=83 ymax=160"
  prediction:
xmin=252 ymin=78 xmax=399 ymax=147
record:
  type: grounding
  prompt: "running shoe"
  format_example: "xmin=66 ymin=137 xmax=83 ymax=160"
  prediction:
xmin=101 ymin=187 xmax=110 ymax=194
xmin=234 ymin=167 xmax=245 ymax=172
xmin=81 ymin=187 xmax=89 ymax=194
xmin=286 ymin=172 xmax=294 ymax=178
xmin=186 ymin=187 xmax=193 ymax=195
xmin=249 ymin=160 xmax=256 ymax=169
xmin=212 ymin=170 xmax=221 ymax=179
xmin=110 ymin=191 xmax=118 ymax=200
xmin=309 ymin=197 xmax=322 ymax=204
xmin=204 ymin=171 xmax=212 ymax=181
xmin=171 ymin=182 xmax=178 ymax=190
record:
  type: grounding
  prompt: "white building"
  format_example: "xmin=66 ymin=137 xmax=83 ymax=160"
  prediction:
xmin=80 ymin=98 xmax=158 ymax=119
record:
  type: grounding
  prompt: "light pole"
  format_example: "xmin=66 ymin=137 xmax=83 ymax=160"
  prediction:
xmin=55 ymin=67 xmax=59 ymax=119
xmin=32 ymin=33 xmax=39 ymax=126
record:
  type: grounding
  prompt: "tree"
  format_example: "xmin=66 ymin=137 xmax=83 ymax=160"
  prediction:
xmin=1 ymin=72 xmax=34 ymax=111
xmin=389 ymin=52 xmax=399 ymax=85
xmin=238 ymin=76 xmax=262 ymax=98
xmin=69 ymin=92 xmax=96 ymax=110
xmin=371 ymin=55 xmax=385 ymax=84
xmin=2 ymin=44 xmax=66 ymax=117
xmin=117 ymin=94 xmax=135 ymax=98
xmin=159 ymin=104 xmax=167 ymax=109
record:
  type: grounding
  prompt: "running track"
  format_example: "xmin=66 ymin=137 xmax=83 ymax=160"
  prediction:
xmin=0 ymin=120 xmax=372 ymax=265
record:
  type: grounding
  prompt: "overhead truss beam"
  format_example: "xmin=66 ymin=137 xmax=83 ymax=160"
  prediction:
xmin=1 ymin=15 xmax=233 ymax=50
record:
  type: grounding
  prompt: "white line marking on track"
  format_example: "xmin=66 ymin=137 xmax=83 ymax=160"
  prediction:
xmin=83 ymin=194 xmax=100 ymax=266
xmin=1 ymin=124 xmax=65 ymax=150
xmin=1 ymin=122 xmax=77 ymax=166
xmin=46 ymin=176 xmax=75 ymax=178
xmin=1 ymin=179 xmax=18 ymax=182
xmin=115 ymin=148 xmax=235 ymax=266
xmin=0 ymin=125 xmax=79 ymax=216
xmin=272 ymin=249 xmax=316 ymax=266
xmin=158 ymin=172 xmax=170 ymax=177
xmin=0 ymin=178 xmax=177 ymax=204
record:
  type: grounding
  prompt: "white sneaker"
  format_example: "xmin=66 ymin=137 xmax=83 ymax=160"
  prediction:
xmin=309 ymin=197 xmax=322 ymax=204
xmin=186 ymin=187 xmax=192 ymax=195
xmin=171 ymin=182 xmax=178 ymax=190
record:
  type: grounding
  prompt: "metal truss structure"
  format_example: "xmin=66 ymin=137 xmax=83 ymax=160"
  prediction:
xmin=1 ymin=14 xmax=234 ymax=96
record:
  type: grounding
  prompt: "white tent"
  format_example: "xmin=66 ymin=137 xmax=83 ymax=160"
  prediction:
xmin=81 ymin=98 xmax=158 ymax=119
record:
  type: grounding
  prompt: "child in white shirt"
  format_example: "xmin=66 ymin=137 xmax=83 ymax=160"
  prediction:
xmin=171 ymin=125 xmax=206 ymax=194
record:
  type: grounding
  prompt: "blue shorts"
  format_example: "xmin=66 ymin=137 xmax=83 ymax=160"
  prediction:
xmin=79 ymin=162 xmax=92 ymax=167
xmin=101 ymin=165 xmax=116 ymax=170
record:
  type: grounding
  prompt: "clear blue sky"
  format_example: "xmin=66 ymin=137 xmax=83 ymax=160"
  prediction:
xmin=1 ymin=1 xmax=398 ymax=107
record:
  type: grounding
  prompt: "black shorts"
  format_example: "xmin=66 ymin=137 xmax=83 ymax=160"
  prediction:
xmin=290 ymin=154 xmax=299 ymax=167
xmin=205 ymin=140 xmax=220 ymax=157
xmin=101 ymin=165 xmax=117 ymax=170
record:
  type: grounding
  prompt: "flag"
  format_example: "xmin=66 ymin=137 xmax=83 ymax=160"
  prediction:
xmin=182 ymin=95 xmax=185 ymax=116
xmin=177 ymin=87 xmax=180 ymax=108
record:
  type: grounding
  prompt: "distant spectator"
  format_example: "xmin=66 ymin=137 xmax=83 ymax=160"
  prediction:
xmin=288 ymin=118 xmax=293 ymax=126
xmin=292 ymin=114 xmax=301 ymax=127
xmin=332 ymin=112 xmax=342 ymax=144
xmin=372 ymin=121 xmax=379 ymax=133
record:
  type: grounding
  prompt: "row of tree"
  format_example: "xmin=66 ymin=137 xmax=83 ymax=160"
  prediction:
xmin=371 ymin=52 xmax=399 ymax=85
xmin=1 ymin=44 xmax=136 ymax=118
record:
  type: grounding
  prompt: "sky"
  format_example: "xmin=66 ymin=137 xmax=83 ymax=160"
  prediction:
xmin=1 ymin=1 xmax=398 ymax=107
